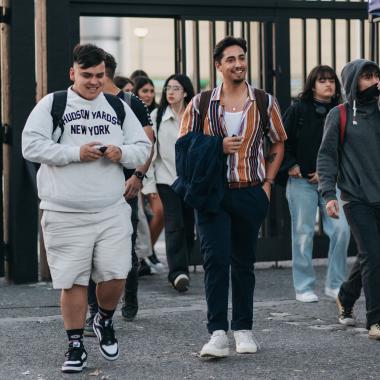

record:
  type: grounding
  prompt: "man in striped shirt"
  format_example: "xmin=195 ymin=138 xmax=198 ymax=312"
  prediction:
xmin=179 ymin=36 xmax=287 ymax=358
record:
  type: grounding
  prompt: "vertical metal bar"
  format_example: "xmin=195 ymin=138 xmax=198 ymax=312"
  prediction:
xmin=209 ymin=21 xmax=216 ymax=89
xmin=246 ymin=22 xmax=252 ymax=85
xmin=241 ymin=21 xmax=245 ymax=39
xmin=230 ymin=21 xmax=234 ymax=36
xmin=192 ymin=20 xmax=200 ymax=93
xmin=174 ymin=19 xmax=180 ymax=74
xmin=360 ymin=19 xmax=365 ymax=58
xmin=316 ymin=18 xmax=321 ymax=65
xmin=331 ymin=19 xmax=336 ymax=70
xmin=346 ymin=19 xmax=351 ymax=63
xmin=259 ymin=22 xmax=263 ymax=88
xmin=181 ymin=19 xmax=186 ymax=74
xmin=302 ymin=18 xmax=307 ymax=84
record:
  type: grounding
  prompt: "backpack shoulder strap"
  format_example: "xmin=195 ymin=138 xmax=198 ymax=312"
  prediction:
xmin=51 ymin=90 xmax=67 ymax=142
xmin=104 ymin=93 xmax=126 ymax=127
xmin=198 ymin=90 xmax=213 ymax=130
xmin=338 ymin=103 xmax=348 ymax=145
xmin=123 ymin=91 xmax=132 ymax=108
xmin=254 ymin=88 xmax=270 ymax=135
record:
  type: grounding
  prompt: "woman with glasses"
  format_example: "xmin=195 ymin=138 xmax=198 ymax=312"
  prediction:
xmin=144 ymin=74 xmax=195 ymax=292
xmin=282 ymin=65 xmax=350 ymax=303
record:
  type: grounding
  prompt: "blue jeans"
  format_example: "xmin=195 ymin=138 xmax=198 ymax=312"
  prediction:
xmin=286 ymin=177 xmax=350 ymax=294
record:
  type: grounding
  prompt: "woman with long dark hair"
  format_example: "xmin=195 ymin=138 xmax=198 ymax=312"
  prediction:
xmin=283 ymin=65 xmax=350 ymax=303
xmin=144 ymin=74 xmax=195 ymax=292
xmin=133 ymin=76 xmax=157 ymax=114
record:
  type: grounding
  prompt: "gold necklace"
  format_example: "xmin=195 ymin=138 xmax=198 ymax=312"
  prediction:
xmin=225 ymin=89 xmax=247 ymax=112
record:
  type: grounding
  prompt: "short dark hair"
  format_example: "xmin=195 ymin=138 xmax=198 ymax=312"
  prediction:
xmin=299 ymin=65 xmax=341 ymax=102
xmin=213 ymin=36 xmax=247 ymax=63
xmin=130 ymin=69 xmax=149 ymax=81
xmin=114 ymin=76 xmax=134 ymax=90
xmin=73 ymin=44 xmax=106 ymax=69
xmin=104 ymin=52 xmax=117 ymax=79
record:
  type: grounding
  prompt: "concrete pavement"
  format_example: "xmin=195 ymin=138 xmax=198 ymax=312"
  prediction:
xmin=0 ymin=257 xmax=378 ymax=380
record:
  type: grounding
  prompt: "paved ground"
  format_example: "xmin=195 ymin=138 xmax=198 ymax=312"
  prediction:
xmin=0 ymin=255 xmax=378 ymax=380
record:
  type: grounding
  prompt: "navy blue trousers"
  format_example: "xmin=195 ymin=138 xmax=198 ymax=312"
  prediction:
xmin=196 ymin=186 xmax=269 ymax=333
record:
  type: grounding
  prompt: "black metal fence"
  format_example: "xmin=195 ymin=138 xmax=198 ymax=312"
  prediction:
xmin=3 ymin=0 xmax=371 ymax=282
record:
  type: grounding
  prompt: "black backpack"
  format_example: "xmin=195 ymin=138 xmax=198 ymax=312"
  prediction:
xmin=51 ymin=90 xmax=128 ymax=142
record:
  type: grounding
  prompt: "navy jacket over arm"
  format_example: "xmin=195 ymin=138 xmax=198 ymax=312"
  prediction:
xmin=172 ymin=132 xmax=225 ymax=213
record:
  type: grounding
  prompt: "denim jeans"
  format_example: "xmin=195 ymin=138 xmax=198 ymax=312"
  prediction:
xmin=286 ymin=177 xmax=350 ymax=294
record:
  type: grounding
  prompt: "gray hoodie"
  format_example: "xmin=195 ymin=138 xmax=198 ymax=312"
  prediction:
xmin=317 ymin=59 xmax=380 ymax=204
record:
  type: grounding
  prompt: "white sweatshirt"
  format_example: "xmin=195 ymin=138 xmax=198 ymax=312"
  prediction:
xmin=22 ymin=87 xmax=151 ymax=212
xmin=142 ymin=107 xmax=179 ymax=194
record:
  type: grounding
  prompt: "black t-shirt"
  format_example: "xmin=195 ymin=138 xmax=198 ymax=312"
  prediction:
xmin=117 ymin=90 xmax=152 ymax=179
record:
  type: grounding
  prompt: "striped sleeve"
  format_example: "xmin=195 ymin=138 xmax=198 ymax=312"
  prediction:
xmin=179 ymin=94 xmax=201 ymax=137
xmin=267 ymin=96 xmax=287 ymax=143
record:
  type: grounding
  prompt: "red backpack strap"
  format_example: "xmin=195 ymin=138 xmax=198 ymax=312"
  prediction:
xmin=338 ymin=103 xmax=347 ymax=145
xmin=199 ymin=90 xmax=213 ymax=129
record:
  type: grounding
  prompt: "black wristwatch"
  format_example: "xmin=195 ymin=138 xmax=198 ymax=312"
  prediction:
xmin=133 ymin=170 xmax=145 ymax=180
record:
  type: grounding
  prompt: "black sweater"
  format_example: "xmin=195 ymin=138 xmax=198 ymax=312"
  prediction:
xmin=283 ymin=99 xmax=335 ymax=178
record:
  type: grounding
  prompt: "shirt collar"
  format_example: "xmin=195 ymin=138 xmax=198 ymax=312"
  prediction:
xmin=162 ymin=106 xmax=176 ymax=122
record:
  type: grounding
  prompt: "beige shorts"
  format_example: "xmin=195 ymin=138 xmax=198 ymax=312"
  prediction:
xmin=41 ymin=203 xmax=132 ymax=289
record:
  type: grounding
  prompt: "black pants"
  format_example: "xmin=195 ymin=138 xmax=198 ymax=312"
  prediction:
xmin=339 ymin=202 xmax=380 ymax=328
xmin=88 ymin=196 xmax=139 ymax=308
xmin=157 ymin=184 xmax=194 ymax=284
xmin=196 ymin=186 xmax=269 ymax=333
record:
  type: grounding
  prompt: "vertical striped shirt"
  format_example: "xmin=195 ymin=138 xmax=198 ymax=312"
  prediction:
xmin=179 ymin=82 xmax=287 ymax=183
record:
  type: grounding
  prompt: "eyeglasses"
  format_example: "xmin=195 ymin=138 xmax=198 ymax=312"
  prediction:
xmin=164 ymin=85 xmax=183 ymax=92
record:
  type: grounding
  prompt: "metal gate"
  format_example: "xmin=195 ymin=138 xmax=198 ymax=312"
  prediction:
xmin=3 ymin=0 xmax=371 ymax=282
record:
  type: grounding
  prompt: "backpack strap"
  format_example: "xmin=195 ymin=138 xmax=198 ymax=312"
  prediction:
xmin=104 ymin=93 xmax=126 ymax=127
xmin=198 ymin=90 xmax=213 ymax=130
xmin=254 ymin=88 xmax=270 ymax=135
xmin=122 ymin=91 xmax=132 ymax=108
xmin=338 ymin=103 xmax=347 ymax=145
xmin=51 ymin=90 xmax=67 ymax=143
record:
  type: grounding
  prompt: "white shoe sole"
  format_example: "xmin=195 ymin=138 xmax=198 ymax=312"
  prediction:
xmin=338 ymin=318 xmax=356 ymax=327
xmin=61 ymin=361 xmax=87 ymax=373
xmin=236 ymin=346 xmax=257 ymax=354
xmin=199 ymin=348 xmax=229 ymax=358
xmin=296 ymin=294 xmax=318 ymax=303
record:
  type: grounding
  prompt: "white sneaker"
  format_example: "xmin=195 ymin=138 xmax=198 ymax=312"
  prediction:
xmin=325 ymin=287 xmax=339 ymax=299
xmin=233 ymin=330 xmax=258 ymax=354
xmin=368 ymin=323 xmax=380 ymax=340
xmin=199 ymin=330 xmax=229 ymax=358
xmin=173 ymin=274 xmax=190 ymax=292
xmin=296 ymin=292 xmax=319 ymax=303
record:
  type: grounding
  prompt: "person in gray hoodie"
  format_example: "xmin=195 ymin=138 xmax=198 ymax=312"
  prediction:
xmin=317 ymin=59 xmax=380 ymax=340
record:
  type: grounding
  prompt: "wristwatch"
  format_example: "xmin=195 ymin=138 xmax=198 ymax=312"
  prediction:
xmin=133 ymin=170 xmax=145 ymax=180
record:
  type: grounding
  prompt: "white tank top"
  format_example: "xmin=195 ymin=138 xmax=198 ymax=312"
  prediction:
xmin=224 ymin=111 xmax=243 ymax=137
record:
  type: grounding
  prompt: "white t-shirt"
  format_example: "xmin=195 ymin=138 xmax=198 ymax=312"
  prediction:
xmin=224 ymin=111 xmax=243 ymax=137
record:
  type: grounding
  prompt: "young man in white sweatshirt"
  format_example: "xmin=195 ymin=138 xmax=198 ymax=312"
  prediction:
xmin=22 ymin=44 xmax=151 ymax=373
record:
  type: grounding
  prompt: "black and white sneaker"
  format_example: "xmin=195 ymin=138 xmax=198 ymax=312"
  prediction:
xmin=61 ymin=341 xmax=87 ymax=373
xmin=93 ymin=313 xmax=119 ymax=361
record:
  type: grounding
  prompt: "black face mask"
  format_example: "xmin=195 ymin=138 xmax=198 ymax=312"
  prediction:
xmin=357 ymin=83 xmax=380 ymax=103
